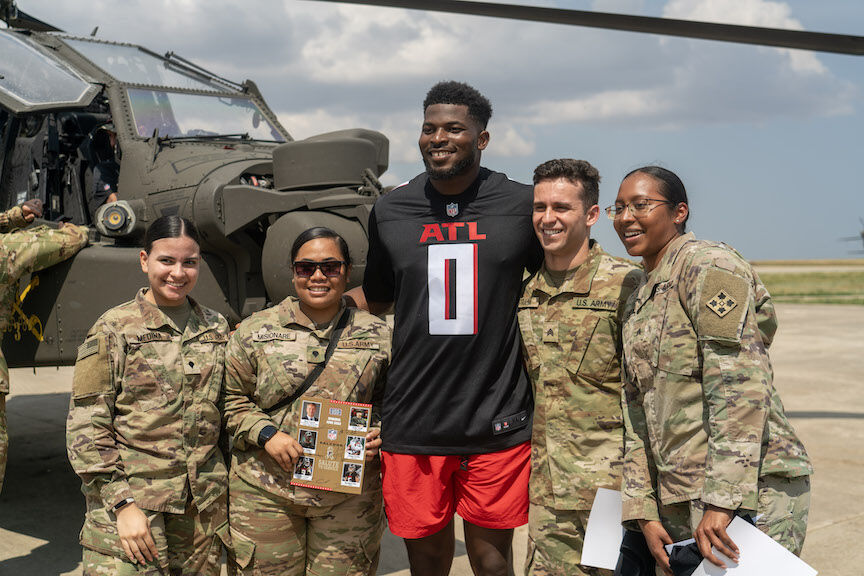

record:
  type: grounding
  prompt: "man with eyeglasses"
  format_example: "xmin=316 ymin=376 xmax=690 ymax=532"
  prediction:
xmin=517 ymin=159 xmax=643 ymax=576
xmin=349 ymin=81 xmax=542 ymax=576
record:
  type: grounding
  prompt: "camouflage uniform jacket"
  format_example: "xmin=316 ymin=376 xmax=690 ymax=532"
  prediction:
xmin=620 ymin=233 xmax=812 ymax=523
xmin=1 ymin=213 xmax=88 ymax=393
xmin=223 ymin=297 xmax=390 ymax=507
xmin=67 ymin=289 xmax=230 ymax=516
xmin=518 ymin=241 xmax=643 ymax=510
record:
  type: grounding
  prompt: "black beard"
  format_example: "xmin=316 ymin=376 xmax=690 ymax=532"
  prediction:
xmin=423 ymin=154 xmax=476 ymax=180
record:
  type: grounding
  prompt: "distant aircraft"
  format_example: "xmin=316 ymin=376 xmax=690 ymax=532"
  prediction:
xmin=839 ymin=218 xmax=864 ymax=254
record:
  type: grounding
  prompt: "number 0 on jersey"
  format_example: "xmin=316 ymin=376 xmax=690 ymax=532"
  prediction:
xmin=427 ymin=243 xmax=478 ymax=335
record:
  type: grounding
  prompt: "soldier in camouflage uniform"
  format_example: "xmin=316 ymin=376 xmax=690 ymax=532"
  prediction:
xmin=223 ymin=227 xmax=390 ymax=576
xmin=518 ymin=160 xmax=643 ymax=576
xmin=611 ymin=167 xmax=812 ymax=574
xmin=67 ymin=216 xmax=230 ymax=575
xmin=1 ymin=200 xmax=88 ymax=495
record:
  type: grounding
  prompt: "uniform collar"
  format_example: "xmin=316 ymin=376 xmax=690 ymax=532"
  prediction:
xmin=631 ymin=232 xmax=697 ymax=312
xmin=645 ymin=232 xmax=696 ymax=285
xmin=134 ymin=288 xmax=212 ymax=339
xmin=526 ymin=240 xmax=604 ymax=298
xmin=277 ymin=296 xmax=348 ymax=338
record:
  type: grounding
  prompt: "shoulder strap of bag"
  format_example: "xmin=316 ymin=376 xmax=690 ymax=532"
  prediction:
xmin=266 ymin=307 xmax=354 ymax=417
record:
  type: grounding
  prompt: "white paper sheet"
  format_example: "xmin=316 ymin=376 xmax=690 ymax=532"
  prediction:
xmin=690 ymin=516 xmax=817 ymax=576
xmin=580 ymin=488 xmax=625 ymax=570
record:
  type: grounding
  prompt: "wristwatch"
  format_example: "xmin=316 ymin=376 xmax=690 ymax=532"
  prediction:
xmin=112 ymin=497 xmax=135 ymax=513
xmin=257 ymin=425 xmax=278 ymax=448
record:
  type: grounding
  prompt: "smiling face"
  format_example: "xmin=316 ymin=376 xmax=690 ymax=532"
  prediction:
xmin=419 ymin=103 xmax=488 ymax=181
xmin=292 ymin=237 xmax=349 ymax=324
xmin=139 ymin=235 xmax=200 ymax=306
xmin=532 ymin=177 xmax=599 ymax=271
xmin=613 ymin=173 xmax=688 ymax=272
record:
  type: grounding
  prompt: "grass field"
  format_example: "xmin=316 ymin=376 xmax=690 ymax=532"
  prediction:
xmin=756 ymin=263 xmax=864 ymax=305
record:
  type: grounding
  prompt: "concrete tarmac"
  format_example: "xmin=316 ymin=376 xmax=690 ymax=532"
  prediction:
xmin=0 ymin=303 xmax=861 ymax=575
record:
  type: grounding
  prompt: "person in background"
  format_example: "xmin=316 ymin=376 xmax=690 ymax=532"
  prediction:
xmin=88 ymin=123 xmax=120 ymax=219
xmin=1 ymin=199 xmax=88 ymax=497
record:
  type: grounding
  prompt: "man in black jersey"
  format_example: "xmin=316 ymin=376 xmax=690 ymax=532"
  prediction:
xmin=351 ymin=81 xmax=541 ymax=576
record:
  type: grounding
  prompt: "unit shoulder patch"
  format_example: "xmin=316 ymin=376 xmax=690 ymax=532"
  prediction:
xmin=706 ymin=290 xmax=738 ymax=318
xmin=72 ymin=334 xmax=113 ymax=399
xmin=698 ymin=268 xmax=750 ymax=343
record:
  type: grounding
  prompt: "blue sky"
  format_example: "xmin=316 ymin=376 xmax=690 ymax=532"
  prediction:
xmin=16 ymin=0 xmax=863 ymax=259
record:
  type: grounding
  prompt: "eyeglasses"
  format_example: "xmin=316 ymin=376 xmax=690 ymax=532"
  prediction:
xmin=292 ymin=260 xmax=347 ymax=278
xmin=605 ymin=199 xmax=674 ymax=220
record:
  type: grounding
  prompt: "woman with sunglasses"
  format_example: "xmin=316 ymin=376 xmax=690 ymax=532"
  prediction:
xmin=67 ymin=216 xmax=230 ymax=575
xmin=609 ymin=167 xmax=812 ymax=575
xmin=223 ymin=227 xmax=390 ymax=576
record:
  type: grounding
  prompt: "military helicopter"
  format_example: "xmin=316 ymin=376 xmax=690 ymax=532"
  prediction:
xmin=2 ymin=1 xmax=862 ymax=372
xmin=1 ymin=0 xmax=389 ymax=368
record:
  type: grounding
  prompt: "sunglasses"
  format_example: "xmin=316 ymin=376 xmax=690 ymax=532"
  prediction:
xmin=292 ymin=260 xmax=347 ymax=278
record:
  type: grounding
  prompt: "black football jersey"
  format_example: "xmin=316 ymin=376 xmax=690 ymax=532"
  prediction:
xmin=364 ymin=168 xmax=542 ymax=454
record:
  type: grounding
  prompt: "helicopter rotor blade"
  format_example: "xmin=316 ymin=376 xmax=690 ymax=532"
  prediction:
xmin=0 ymin=1 xmax=63 ymax=32
xmin=307 ymin=0 xmax=864 ymax=56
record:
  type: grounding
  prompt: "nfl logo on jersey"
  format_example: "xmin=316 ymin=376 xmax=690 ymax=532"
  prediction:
xmin=446 ymin=202 xmax=459 ymax=217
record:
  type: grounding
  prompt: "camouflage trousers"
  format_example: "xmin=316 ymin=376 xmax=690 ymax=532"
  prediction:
xmin=659 ymin=474 xmax=811 ymax=556
xmin=0 ymin=394 xmax=6 ymax=495
xmin=81 ymin=495 xmax=229 ymax=576
xmin=228 ymin=471 xmax=384 ymax=576
xmin=525 ymin=504 xmax=613 ymax=576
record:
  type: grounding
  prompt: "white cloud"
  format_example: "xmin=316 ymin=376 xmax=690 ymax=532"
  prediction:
xmin=487 ymin=125 xmax=536 ymax=158
xmin=663 ymin=0 xmax=827 ymax=74
xmin=521 ymin=89 xmax=672 ymax=124
xmin=277 ymin=108 xmax=421 ymax=164
xmin=20 ymin=0 xmax=858 ymax=144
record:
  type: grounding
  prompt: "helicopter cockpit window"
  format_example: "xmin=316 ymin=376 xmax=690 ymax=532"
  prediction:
xmin=0 ymin=30 xmax=93 ymax=107
xmin=127 ymin=89 xmax=286 ymax=142
xmin=64 ymin=39 xmax=227 ymax=92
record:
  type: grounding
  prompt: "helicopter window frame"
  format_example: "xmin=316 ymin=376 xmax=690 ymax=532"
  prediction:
xmin=125 ymin=88 xmax=287 ymax=143
xmin=61 ymin=37 xmax=236 ymax=94
xmin=0 ymin=29 xmax=99 ymax=113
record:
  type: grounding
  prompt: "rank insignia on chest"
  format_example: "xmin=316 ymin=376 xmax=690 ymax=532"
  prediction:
xmin=446 ymin=202 xmax=459 ymax=217
xmin=542 ymin=322 xmax=559 ymax=343
xmin=706 ymin=290 xmax=738 ymax=317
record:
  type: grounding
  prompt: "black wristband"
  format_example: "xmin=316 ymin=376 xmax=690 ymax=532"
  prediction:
xmin=112 ymin=497 xmax=134 ymax=512
xmin=257 ymin=425 xmax=278 ymax=448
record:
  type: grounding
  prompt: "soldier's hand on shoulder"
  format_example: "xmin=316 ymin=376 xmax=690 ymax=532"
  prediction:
xmin=115 ymin=502 xmax=158 ymax=565
xmin=264 ymin=431 xmax=303 ymax=472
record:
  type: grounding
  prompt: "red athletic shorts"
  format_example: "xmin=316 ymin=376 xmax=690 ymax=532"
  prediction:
xmin=381 ymin=441 xmax=530 ymax=538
